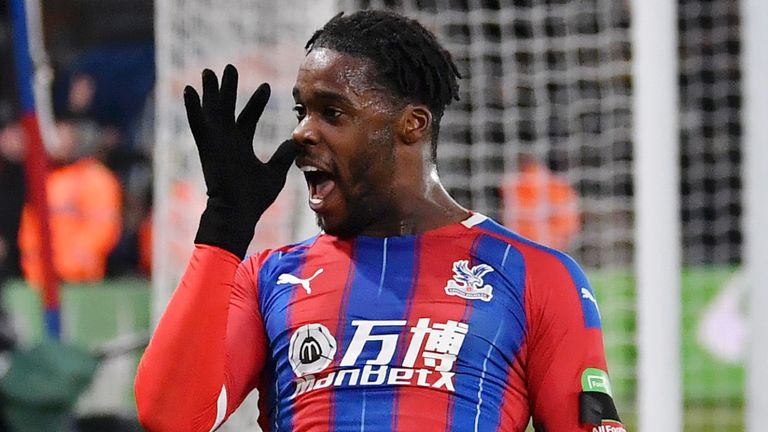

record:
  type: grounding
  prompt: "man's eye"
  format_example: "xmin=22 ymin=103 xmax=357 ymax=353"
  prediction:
xmin=293 ymin=105 xmax=306 ymax=120
xmin=323 ymin=107 xmax=342 ymax=120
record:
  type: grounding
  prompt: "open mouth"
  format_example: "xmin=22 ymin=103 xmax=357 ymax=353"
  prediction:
xmin=300 ymin=165 xmax=337 ymax=210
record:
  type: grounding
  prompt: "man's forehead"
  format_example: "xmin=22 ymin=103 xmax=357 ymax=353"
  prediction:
xmin=294 ymin=48 xmax=386 ymax=99
xmin=300 ymin=47 xmax=339 ymax=70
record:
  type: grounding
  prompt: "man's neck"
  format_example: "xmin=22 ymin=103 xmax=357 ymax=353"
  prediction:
xmin=359 ymin=167 xmax=469 ymax=237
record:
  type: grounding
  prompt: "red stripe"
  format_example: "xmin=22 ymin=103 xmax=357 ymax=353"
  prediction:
xmin=21 ymin=114 xmax=60 ymax=311
xmin=443 ymin=237 xmax=481 ymax=430
xmin=393 ymin=229 xmax=480 ymax=431
xmin=289 ymin=236 xmax=354 ymax=431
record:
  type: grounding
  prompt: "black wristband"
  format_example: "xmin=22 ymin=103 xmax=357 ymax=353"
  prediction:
xmin=194 ymin=202 xmax=257 ymax=259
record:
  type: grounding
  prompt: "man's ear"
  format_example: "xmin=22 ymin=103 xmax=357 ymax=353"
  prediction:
xmin=397 ymin=105 xmax=432 ymax=144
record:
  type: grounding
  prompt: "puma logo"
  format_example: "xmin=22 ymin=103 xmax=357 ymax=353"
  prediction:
xmin=581 ymin=287 xmax=600 ymax=317
xmin=277 ymin=268 xmax=324 ymax=294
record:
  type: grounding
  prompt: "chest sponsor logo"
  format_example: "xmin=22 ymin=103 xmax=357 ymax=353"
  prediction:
xmin=288 ymin=323 xmax=337 ymax=376
xmin=277 ymin=268 xmax=324 ymax=294
xmin=592 ymin=420 xmax=626 ymax=432
xmin=290 ymin=318 xmax=469 ymax=398
xmin=444 ymin=260 xmax=494 ymax=302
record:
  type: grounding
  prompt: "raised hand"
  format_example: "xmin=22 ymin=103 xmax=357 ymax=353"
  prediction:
xmin=184 ymin=65 xmax=297 ymax=258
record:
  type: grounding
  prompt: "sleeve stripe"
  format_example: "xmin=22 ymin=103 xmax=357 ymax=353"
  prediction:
xmin=210 ymin=385 xmax=228 ymax=431
xmin=461 ymin=212 xmax=488 ymax=228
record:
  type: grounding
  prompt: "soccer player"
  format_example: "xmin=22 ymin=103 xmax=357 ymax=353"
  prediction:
xmin=135 ymin=10 xmax=625 ymax=432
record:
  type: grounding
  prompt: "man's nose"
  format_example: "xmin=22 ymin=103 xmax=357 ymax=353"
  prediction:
xmin=292 ymin=116 xmax=319 ymax=146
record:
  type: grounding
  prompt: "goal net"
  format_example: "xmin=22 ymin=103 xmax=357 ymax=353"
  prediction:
xmin=679 ymin=0 xmax=744 ymax=430
xmin=153 ymin=0 xmax=746 ymax=430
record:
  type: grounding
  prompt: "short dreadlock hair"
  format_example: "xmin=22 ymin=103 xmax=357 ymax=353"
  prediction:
xmin=305 ymin=10 xmax=461 ymax=161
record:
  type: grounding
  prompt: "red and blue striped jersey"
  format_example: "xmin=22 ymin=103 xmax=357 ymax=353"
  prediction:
xmin=136 ymin=213 xmax=617 ymax=432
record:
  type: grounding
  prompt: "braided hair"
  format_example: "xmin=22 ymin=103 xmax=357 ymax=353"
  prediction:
xmin=306 ymin=10 xmax=461 ymax=160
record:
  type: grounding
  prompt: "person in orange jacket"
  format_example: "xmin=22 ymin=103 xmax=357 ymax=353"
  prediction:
xmin=18 ymin=118 xmax=122 ymax=286
xmin=501 ymin=152 xmax=580 ymax=251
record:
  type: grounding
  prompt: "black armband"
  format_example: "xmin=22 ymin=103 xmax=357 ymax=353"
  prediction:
xmin=580 ymin=391 xmax=625 ymax=431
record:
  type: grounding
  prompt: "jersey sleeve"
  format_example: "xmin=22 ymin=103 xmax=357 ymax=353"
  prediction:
xmin=523 ymin=250 xmax=624 ymax=431
xmin=135 ymin=244 xmax=270 ymax=432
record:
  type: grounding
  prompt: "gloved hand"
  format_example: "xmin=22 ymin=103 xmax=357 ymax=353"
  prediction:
xmin=184 ymin=64 xmax=297 ymax=259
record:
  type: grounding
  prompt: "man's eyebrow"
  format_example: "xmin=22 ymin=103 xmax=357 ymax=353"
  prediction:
xmin=292 ymin=87 xmax=352 ymax=105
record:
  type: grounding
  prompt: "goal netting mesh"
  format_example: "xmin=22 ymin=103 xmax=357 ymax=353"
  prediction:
xmin=152 ymin=0 xmax=745 ymax=430
xmin=679 ymin=0 xmax=743 ymax=430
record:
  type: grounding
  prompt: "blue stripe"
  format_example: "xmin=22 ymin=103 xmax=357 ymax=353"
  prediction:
xmin=476 ymin=218 xmax=601 ymax=328
xmin=332 ymin=236 xmax=418 ymax=432
xmin=9 ymin=0 xmax=36 ymax=112
xmin=474 ymin=325 xmax=504 ymax=432
xmin=391 ymin=236 xmax=421 ymax=432
xmin=44 ymin=308 xmax=61 ymax=339
xmin=450 ymin=234 xmax=527 ymax=432
xmin=258 ymin=243 xmax=312 ymax=430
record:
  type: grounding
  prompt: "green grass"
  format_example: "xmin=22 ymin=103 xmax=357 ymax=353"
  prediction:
xmin=2 ymin=278 xmax=151 ymax=348
xmin=590 ymin=266 xmax=745 ymax=431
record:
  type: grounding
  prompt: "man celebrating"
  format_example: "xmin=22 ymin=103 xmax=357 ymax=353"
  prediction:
xmin=135 ymin=10 xmax=624 ymax=432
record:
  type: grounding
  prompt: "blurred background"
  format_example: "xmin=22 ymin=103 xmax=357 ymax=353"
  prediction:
xmin=0 ymin=0 xmax=763 ymax=431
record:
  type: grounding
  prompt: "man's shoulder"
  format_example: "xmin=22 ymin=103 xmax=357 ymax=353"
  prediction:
xmin=466 ymin=214 xmax=547 ymax=254
xmin=467 ymin=214 xmax=585 ymax=277
xmin=234 ymin=236 xmax=319 ymax=293
xmin=244 ymin=235 xmax=320 ymax=266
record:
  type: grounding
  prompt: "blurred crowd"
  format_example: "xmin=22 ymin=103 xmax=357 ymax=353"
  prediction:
xmin=0 ymin=0 xmax=155 ymax=292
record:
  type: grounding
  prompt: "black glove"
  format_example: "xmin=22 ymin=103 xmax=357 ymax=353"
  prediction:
xmin=183 ymin=64 xmax=297 ymax=259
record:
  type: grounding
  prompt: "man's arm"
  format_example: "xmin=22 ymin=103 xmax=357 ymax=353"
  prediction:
xmin=134 ymin=65 xmax=297 ymax=431
xmin=134 ymin=245 xmax=268 ymax=432
xmin=524 ymin=250 xmax=625 ymax=431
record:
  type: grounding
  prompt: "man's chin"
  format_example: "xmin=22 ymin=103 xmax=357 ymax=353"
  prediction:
xmin=316 ymin=214 xmax=368 ymax=239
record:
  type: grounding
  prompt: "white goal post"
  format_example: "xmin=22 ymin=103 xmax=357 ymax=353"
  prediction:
xmin=743 ymin=1 xmax=768 ymax=431
xmin=631 ymin=0 xmax=682 ymax=430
